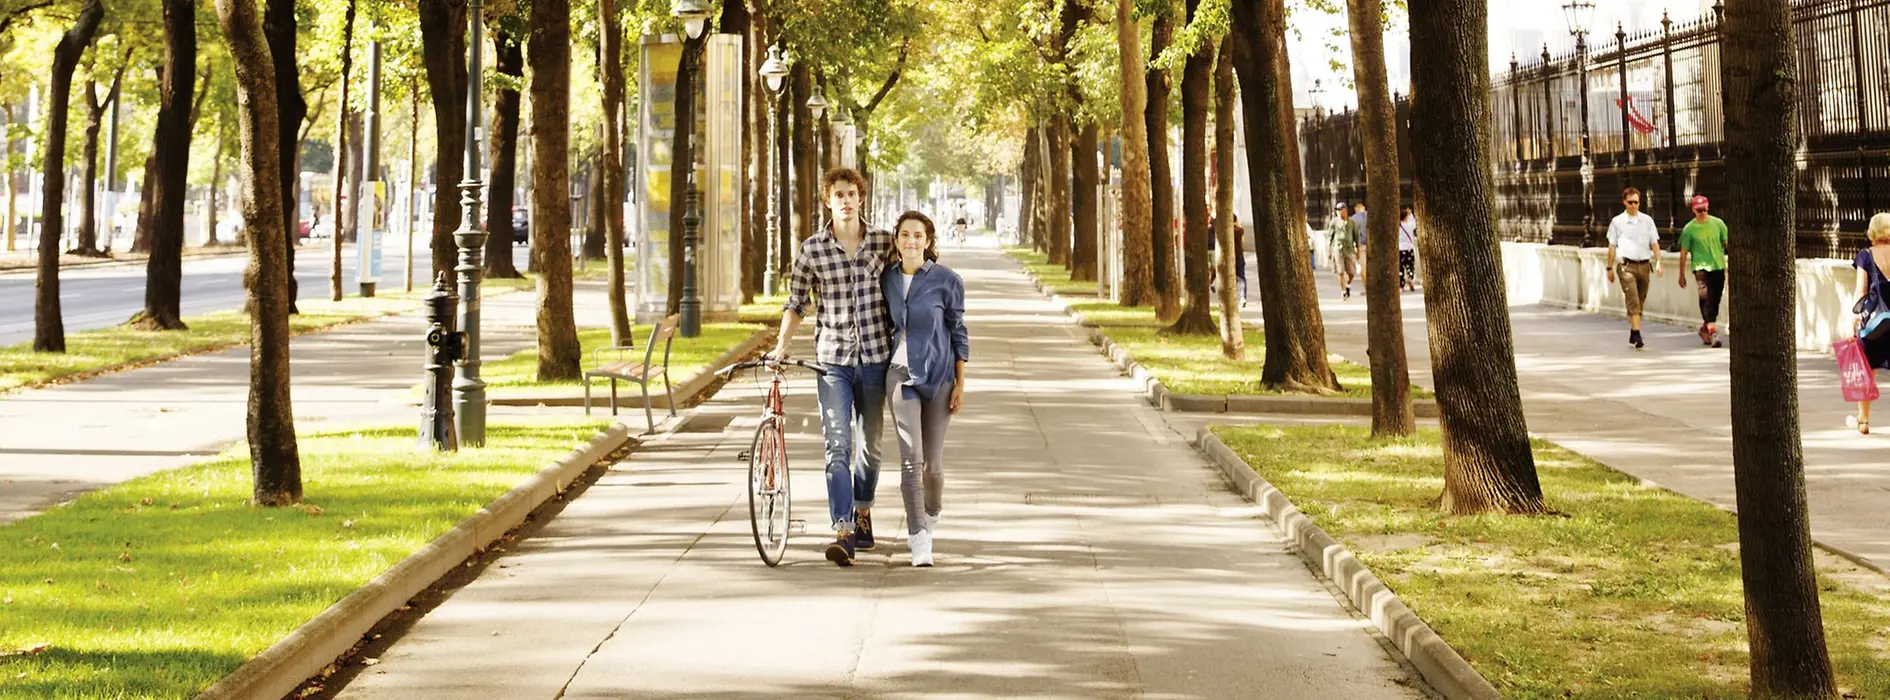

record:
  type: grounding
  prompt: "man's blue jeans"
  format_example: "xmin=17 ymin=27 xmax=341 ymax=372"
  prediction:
xmin=814 ymin=362 xmax=887 ymax=532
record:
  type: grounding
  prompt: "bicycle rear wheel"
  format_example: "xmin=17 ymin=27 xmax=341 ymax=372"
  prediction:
xmin=748 ymin=417 xmax=791 ymax=566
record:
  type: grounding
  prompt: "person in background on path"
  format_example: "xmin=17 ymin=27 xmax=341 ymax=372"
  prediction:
xmin=882 ymin=211 xmax=969 ymax=567
xmin=1847 ymin=213 xmax=1890 ymax=434
xmin=1326 ymin=202 xmax=1358 ymax=300
xmin=1676 ymin=195 xmax=1728 ymax=348
xmin=1206 ymin=213 xmax=1249 ymax=308
xmin=1606 ymin=187 xmax=1663 ymax=349
xmin=1397 ymin=206 xmax=1418 ymax=292
xmin=1351 ymin=202 xmax=1370 ymax=283
xmin=773 ymin=167 xmax=894 ymax=566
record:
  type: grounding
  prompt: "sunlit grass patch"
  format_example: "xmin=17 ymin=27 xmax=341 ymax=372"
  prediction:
xmin=0 ymin=418 xmax=611 ymax=698
xmin=0 ymin=293 xmax=422 ymax=396
xmin=480 ymin=323 xmax=765 ymax=396
xmin=1212 ymin=423 xmax=1890 ymax=698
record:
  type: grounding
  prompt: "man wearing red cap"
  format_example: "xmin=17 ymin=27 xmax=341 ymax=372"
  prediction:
xmin=1676 ymin=194 xmax=1729 ymax=347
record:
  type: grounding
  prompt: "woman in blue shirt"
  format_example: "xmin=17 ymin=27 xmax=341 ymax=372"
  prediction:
xmin=882 ymin=211 xmax=969 ymax=567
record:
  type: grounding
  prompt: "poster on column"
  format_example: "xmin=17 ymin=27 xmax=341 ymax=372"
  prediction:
xmin=356 ymin=180 xmax=386 ymax=287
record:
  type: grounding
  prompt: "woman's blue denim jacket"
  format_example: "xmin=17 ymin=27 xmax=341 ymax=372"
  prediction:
xmin=882 ymin=261 xmax=970 ymax=397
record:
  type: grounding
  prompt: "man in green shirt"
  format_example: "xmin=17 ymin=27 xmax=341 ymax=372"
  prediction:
xmin=1326 ymin=202 xmax=1358 ymax=300
xmin=1676 ymin=194 xmax=1728 ymax=347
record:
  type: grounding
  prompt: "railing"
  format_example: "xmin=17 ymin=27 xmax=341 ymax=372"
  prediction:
xmin=1299 ymin=0 xmax=1890 ymax=259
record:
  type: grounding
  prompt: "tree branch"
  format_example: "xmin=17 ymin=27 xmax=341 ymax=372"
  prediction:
xmin=0 ymin=0 xmax=56 ymax=37
xmin=861 ymin=36 xmax=908 ymax=114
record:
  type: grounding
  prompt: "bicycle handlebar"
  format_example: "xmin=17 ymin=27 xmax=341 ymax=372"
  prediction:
xmin=717 ymin=358 xmax=829 ymax=377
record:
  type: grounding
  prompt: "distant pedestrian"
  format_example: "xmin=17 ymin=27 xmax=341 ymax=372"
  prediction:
xmin=882 ymin=211 xmax=969 ymax=565
xmin=1847 ymin=213 xmax=1890 ymax=435
xmin=1326 ymin=202 xmax=1358 ymax=300
xmin=1675 ymin=195 xmax=1728 ymax=347
xmin=1606 ymin=187 xmax=1663 ymax=349
xmin=1207 ymin=213 xmax=1249 ymax=307
xmin=1351 ymin=202 xmax=1369 ymax=283
xmin=1397 ymin=206 xmax=1418 ymax=292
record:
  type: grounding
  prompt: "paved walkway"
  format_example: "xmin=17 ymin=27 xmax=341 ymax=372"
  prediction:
xmin=0 ymin=282 xmax=613 ymax=523
xmin=1275 ymin=263 xmax=1890 ymax=572
xmin=327 ymin=248 xmax=1431 ymax=699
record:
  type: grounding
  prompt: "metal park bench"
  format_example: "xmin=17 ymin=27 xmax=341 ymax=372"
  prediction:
xmin=583 ymin=314 xmax=679 ymax=432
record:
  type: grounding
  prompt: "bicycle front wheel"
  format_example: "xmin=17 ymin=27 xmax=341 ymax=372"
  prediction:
xmin=748 ymin=417 xmax=791 ymax=566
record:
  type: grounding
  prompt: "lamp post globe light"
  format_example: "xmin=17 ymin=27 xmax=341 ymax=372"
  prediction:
xmin=807 ymin=84 xmax=828 ymax=169
xmin=674 ymin=0 xmax=711 ymax=337
xmin=1565 ymin=0 xmax=1597 ymax=245
xmin=452 ymin=0 xmax=490 ymax=447
xmin=759 ymin=44 xmax=790 ymax=294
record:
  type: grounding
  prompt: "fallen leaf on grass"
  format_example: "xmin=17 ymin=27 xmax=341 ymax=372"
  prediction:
xmin=297 ymin=504 xmax=325 ymax=516
xmin=0 ymin=643 xmax=50 ymax=658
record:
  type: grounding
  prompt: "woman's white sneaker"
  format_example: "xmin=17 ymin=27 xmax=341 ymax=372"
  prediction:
xmin=908 ymin=529 xmax=934 ymax=567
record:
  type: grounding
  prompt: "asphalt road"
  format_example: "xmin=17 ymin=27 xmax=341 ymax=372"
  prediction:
xmin=0 ymin=238 xmax=531 ymax=347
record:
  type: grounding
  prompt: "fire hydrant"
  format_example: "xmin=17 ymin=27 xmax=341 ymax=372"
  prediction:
xmin=421 ymin=273 xmax=464 ymax=451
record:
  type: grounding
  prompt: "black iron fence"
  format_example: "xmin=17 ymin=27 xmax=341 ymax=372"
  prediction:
xmin=1300 ymin=0 xmax=1890 ymax=259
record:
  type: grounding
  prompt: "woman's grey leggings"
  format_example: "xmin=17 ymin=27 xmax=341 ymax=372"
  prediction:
xmin=888 ymin=365 xmax=952 ymax=535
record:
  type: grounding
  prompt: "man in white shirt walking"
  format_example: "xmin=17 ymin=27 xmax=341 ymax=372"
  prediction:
xmin=1606 ymin=187 xmax=1664 ymax=349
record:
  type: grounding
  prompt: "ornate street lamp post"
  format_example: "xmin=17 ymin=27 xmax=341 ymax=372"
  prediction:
xmin=759 ymin=44 xmax=790 ymax=295
xmin=806 ymin=84 xmax=828 ymax=173
xmin=673 ymin=0 xmax=710 ymax=337
xmin=1564 ymin=0 xmax=1597 ymax=246
xmin=453 ymin=0 xmax=490 ymax=446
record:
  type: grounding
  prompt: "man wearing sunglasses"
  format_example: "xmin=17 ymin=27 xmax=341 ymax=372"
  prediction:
xmin=1606 ymin=187 xmax=1664 ymax=349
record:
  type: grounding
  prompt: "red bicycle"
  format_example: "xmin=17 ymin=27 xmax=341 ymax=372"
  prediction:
xmin=717 ymin=358 xmax=826 ymax=566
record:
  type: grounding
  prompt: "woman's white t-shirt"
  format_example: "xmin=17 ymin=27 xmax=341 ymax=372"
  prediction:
xmin=1398 ymin=220 xmax=1417 ymax=251
xmin=891 ymin=272 xmax=914 ymax=368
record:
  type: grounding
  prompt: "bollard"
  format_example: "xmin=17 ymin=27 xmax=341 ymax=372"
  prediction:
xmin=420 ymin=273 xmax=463 ymax=451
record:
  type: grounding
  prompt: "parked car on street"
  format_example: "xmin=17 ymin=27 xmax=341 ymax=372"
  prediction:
xmin=512 ymin=207 xmax=529 ymax=245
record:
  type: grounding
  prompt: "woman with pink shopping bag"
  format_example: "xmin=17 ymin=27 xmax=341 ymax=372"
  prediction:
xmin=1845 ymin=213 xmax=1890 ymax=434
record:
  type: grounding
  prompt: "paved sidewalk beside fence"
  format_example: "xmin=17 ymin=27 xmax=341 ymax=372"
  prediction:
xmin=324 ymin=248 xmax=1434 ymax=699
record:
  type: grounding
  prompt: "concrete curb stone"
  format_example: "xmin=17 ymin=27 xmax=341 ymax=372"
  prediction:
xmin=195 ymin=423 xmax=639 ymax=700
xmin=1004 ymin=255 xmax=1442 ymax=419
xmin=1192 ymin=427 xmax=1502 ymax=700
xmin=488 ymin=326 xmax=775 ymax=409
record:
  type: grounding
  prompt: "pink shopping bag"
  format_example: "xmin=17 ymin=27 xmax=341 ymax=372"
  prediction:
xmin=1835 ymin=337 xmax=1880 ymax=403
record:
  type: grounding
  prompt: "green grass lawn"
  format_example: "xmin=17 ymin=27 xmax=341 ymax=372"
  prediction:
xmin=0 ymin=418 xmax=612 ymax=699
xmin=1212 ymin=424 xmax=1890 ymax=699
xmin=0 ymin=293 xmax=428 ymax=396
xmin=481 ymin=322 xmax=767 ymax=396
xmin=1001 ymin=247 xmax=1414 ymax=399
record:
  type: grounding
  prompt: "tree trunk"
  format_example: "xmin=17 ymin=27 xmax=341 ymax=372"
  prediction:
xmin=207 ymin=123 xmax=225 ymax=245
xmin=1148 ymin=11 xmax=1178 ymax=321
xmin=602 ymin=0 xmax=634 ymax=338
xmin=264 ymin=0 xmax=305 ymax=314
xmin=32 ymin=0 xmax=104 ymax=353
xmin=217 ymin=0 xmax=302 ymax=505
xmin=419 ymin=0 xmax=467 ymax=280
xmin=1019 ymin=124 xmax=1041 ymax=251
xmin=1406 ymin=0 xmax=1546 ymax=515
xmin=530 ymin=0 xmax=580 ymax=381
xmin=582 ymin=154 xmax=606 ymax=259
xmin=1045 ymin=116 xmax=1072 ymax=267
xmin=484 ymin=30 xmax=523 ymax=279
xmin=791 ymin=61 xmax=814 ymax=246
xmin=665 ymin=37 xmax=706 ymax=317
xmin=737 ymin=5 xmax=759 ymax=302
xmin=1071 ymin=119 xmax=1099 ymax=281
xmin=1170 ymin=1 xmax=1214 ymax=336
xmin=1212 ymin=37 xmax=1243 ymax=360
xmin=329 ymin=0 xmax=356 ymax=302
xmin=1719 ymin=0 xmax=1838 ymax=694
xmin=1117 ymin=0 xmax=1153 ymax=307
xmin=405 ymin=73 xmax=421 ymax=291
xmin=1346 ymin=0 xmax=1413 ymax=436
xmin=75 ymin=56 xmax=125 ymax=257
xmin=76 ymin=77 xmax=105 ymax=256
xmin=1229 ymin=0 xmax=1340 ymax=393
xmin=128 ymin=0 xmax=197 ymax=330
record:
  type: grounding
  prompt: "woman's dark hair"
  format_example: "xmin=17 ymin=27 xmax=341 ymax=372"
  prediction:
xmin=1401 ymin=205 xmax=1414 ymax=219
xmin=891 ymin=211 xmax=940 ymax=263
